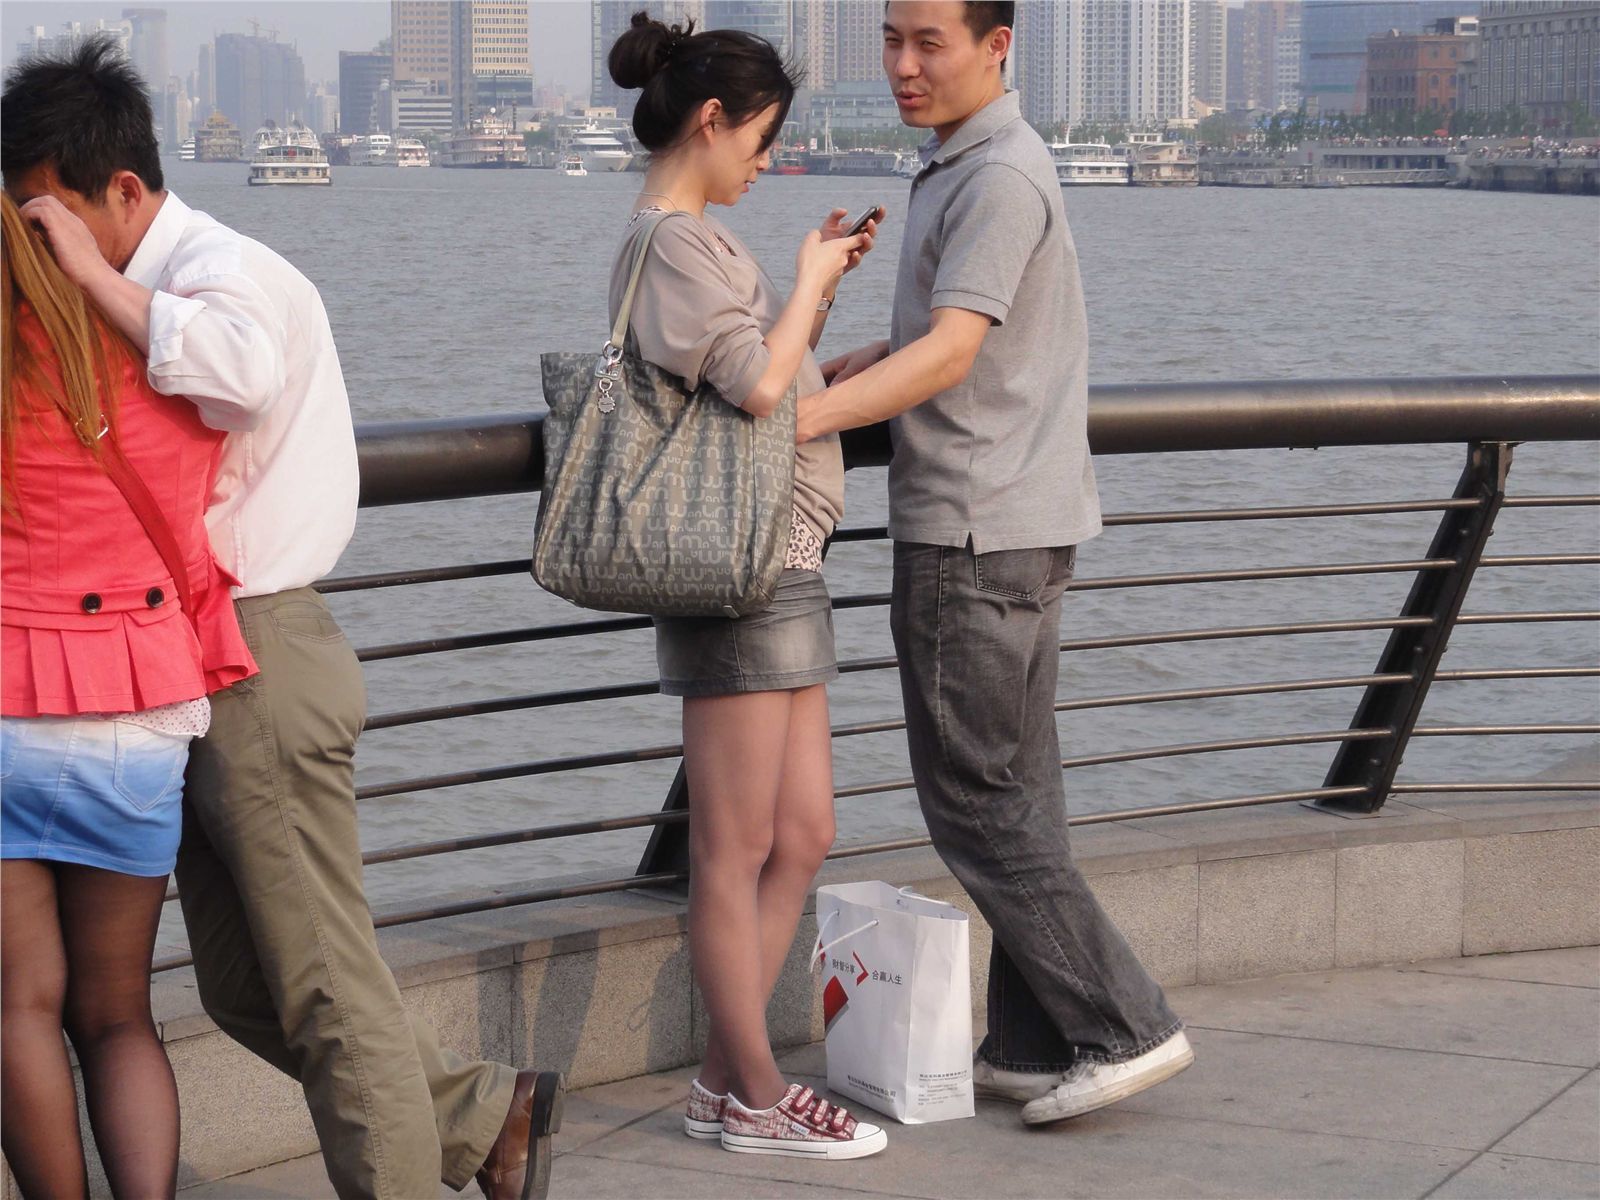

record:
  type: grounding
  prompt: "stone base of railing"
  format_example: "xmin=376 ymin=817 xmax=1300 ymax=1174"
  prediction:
xmin=6 ymin=770 xmax=1597 ymax=1198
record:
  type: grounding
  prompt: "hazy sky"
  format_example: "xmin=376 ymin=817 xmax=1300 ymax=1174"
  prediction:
xmin=2 ymin=1 xmax=593 ymax=92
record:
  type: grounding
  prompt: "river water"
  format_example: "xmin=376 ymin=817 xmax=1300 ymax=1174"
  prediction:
xmin=155 ymin=162 xmax=1599 ymax=922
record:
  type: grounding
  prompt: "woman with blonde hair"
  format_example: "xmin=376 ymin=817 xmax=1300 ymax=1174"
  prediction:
xmin=1 ymin=192 xmax=255 ymax=1199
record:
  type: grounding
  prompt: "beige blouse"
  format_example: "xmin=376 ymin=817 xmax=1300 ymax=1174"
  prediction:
xmin=607 ymin=209 xmax=845 ymax=556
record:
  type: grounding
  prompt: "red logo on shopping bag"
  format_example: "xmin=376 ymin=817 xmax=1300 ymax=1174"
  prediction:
xmin=853 ymin=951 xmax=868 ymax=984
xmin=823 ymin=975 xmax=850 ymax=1032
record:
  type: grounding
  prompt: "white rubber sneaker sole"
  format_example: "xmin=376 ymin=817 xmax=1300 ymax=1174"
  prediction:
xmin=683 ymin=1116 xmax=723 ymax=1140
xmin=721 ymin=1125 xmax=888 ymax=1160
xmin=1022 ymin=1038 xmax=1195 ymax=1126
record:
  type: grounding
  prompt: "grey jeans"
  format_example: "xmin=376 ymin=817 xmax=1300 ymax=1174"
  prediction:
xmin=890 ymin=542 xmax=1181 ymax=1070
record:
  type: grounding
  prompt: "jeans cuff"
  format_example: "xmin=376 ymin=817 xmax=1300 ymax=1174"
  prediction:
xmin=979 ymin=1052 xmax=1073 ymax=1074
xmin=1072 ymin=1020 xmax=1185 ymax=1067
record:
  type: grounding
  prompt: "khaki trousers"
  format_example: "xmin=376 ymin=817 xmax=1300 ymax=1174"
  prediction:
xmin=177 ymin=588 xmax=516 ymax=1198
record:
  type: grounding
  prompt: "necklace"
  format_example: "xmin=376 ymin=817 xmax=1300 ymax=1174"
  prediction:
xmin=636 ymin=190 xmax=680 ymax=210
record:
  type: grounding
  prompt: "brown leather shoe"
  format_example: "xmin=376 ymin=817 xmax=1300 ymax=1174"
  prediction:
xmin=476 ymin=1070 xmax=565 ymax=1200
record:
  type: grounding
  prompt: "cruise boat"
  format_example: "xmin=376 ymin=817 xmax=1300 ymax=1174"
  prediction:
xmin=558 ymin=155 xmax=588 ymax=177
xmin=893 ymin=149 xmax=922 ymax=179
xmin=179 ymin=138 xmax=196 ymax=161
xmin=1050 ymin=141 xmax=1131 ymax=186
xmin=1115 ymin=132 xmax=1199 ymax=186
xmin=393 ymin=137 xmax=430 ymax=168
xmin=563 ymin=122 xmax=633 ymax=173
xmin=349 ymin=133 xmax=393 ymax=166
xmin=194 ymin=111 xmax=244 ymax=162
xmin=247 ymin=121 xmax=331 ymax=186
xmin=437 ymin=114 xmax=528 ymax=169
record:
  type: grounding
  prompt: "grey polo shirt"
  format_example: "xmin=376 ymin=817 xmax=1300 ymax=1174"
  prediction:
xmin=888 ymin=90 xmax=1102 ymax=553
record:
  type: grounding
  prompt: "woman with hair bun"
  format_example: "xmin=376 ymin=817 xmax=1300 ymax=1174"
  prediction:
xmin=605 ymin=9 xmax=887 ymax=1163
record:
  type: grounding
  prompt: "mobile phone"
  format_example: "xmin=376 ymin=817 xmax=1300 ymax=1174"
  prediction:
xmin=845 ymin=205 xmax=883 ymax=237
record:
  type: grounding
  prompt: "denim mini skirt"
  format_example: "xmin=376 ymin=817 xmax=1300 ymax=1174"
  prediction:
xmin=654 ymin=569 xmax=838 ymax=698
xmin=0 ymin=715 xmax=189 ymax=877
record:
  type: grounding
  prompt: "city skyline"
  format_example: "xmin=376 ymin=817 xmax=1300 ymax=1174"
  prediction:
xmin=0 ymin=1 xmax=591 ymax=88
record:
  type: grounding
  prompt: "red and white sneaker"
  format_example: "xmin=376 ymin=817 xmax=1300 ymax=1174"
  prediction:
xmin=720 ymin=1083 xmax=888 ymax=1160
xmin=684 ymin=1078 xmax=727 ymax=1140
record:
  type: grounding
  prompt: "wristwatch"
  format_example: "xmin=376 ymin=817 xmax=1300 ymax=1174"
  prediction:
xmin=817 ymin=296 xmax=835 ymax=312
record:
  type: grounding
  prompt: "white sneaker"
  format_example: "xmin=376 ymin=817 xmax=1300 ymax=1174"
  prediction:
xmin=720 ymin=1083 xmax=888 ymax=1160
xmin=683 ymin=1077 xmax=727 ymax=1140
xmin=1021 ymin=1030 xmax=1194 ymax=1126
xmin=972 ymin=1057 xmax=1066 ymax=1104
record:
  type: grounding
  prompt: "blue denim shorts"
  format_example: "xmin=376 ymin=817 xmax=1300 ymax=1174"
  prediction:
xmin=0 ymin=715 xmax=190 ymax=877
xmin=653 ymin=569 xmax=838 ymax=697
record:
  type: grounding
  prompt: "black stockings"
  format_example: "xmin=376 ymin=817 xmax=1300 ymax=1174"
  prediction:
xmin=2 ymin=861 xmax=178 ymax=1200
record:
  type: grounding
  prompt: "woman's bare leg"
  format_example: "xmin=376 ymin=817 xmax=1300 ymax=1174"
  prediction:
xmin=1 ymin=859 xmax=89 ymax=1200
xmin=682 ymin=690 xmax=794 ymax=1108
xmin=697 ymin=685 xmax=836 ymax=1101
xmin=57 ymin=865 xmax=178 ymax=1200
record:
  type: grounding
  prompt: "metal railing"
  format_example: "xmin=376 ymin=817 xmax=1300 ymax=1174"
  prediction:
xmin=151 ymin=375 xmax=1600 ymax=972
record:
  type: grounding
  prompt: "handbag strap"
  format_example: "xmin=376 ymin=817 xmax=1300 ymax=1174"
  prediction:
xmin=607 ymin=209 xmax=693 ymax=352
xmin=99 ymin=435 xmax=199 ymax=625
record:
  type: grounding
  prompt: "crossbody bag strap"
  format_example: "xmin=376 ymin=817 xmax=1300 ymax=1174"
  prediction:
xmin=99 ymin=436 xmax=199 ymax=626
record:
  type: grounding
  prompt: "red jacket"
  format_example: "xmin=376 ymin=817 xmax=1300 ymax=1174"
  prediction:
xmin=3 ymin=311 xmax=257 ymax=717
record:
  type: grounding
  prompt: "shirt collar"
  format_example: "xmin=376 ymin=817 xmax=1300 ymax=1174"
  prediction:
xmin=930 ymin=90 xmax=1021 ymax=166
xmin=122 ymin=191 xmax=191 ymax=287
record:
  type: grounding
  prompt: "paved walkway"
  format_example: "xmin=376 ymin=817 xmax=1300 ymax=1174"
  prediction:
xmin=185 ymin=948 xmax=1599 ymax=1200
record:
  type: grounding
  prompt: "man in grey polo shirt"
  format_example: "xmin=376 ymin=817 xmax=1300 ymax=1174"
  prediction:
xmin=798 ymin=0 xmax=1191 ymax=1128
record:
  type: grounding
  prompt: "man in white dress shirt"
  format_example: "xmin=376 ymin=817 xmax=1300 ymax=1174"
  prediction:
xmin=3 ymin=40 xmax=563 ymax=1200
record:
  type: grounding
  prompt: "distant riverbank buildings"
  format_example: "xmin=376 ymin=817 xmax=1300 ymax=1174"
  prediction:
xmin=1459 ymin=2 xmax=1600 ymax=125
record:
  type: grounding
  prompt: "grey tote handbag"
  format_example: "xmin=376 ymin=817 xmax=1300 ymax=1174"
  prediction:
xmin=532 ymin=211 xmax=795 ymax=618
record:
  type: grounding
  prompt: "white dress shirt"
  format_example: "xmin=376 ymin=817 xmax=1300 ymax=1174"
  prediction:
xmin=122 ymin=192 xmax=359 ymax=598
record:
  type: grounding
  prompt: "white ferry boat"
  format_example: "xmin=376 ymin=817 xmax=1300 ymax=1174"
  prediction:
xmin=179 ymin=138 xmax=195 ymax=161
xmin=564 ymin=122 xmax=633 ymax=173
xmin=558 ymin=155 xmax=588 ymax=177
xmin=893 ymin=150 xmax=921 ymax=179
xmin=247 ymin=121 xmax=331 ymax=186
xmin=437 ymin=114 xmax=528 ymax=169
xmin=393 ymin=137 xmax=430 ymax=168
xmin=350 ymin=133 xmax=393 ymax=166
xmin=1050 ymin=141 xmax=1131 ymax=186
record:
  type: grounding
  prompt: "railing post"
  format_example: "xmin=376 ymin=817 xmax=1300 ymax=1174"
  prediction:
xmin=636 ymin=766 xmax=691 ymax=882
xmin=1316 ymin=441 xmax=1513 ymax=815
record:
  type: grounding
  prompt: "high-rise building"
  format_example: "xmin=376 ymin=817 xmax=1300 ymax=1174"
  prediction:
xmin=1299 ymin=0 xmax=1479 ymax=115
xmin=392 ymin=1 xmax=454 ymax=89
xmin=339 ymin=50 xmax=392 ymax=134
xmin=834 ymin=0 xmax=884 ymax=83
xmin=1015 ymin=1 xmax=1192 ymax=128
xmin=590 ymin=1 xmax=704 ymax=118
xmin=454 ymin=0 xmax=532 ymax=122
xmin=1226 ymin=2 xmax=1247 ymax=107
xmin=16 ymin=20 xmax=133 ymax=64
xmin=1190 ymin=0 xmax=1228 ymax=109
xmin=123 ymin=9 xmax=167 ymax=93
xmin=215 ymin=32 xmax=308 ymax=135
xmin=196 ymin=42 xmax=216 ymax=117
xmin=704 ymin=1 xmax=792 ymax=51
xmin=1469 ymin=1 xmax=1599 ymax=121
xmin=1232 ymin=1 xmax=1301 ymax=111
xmin=1014 ymin=1 xmax=1069 ymax=127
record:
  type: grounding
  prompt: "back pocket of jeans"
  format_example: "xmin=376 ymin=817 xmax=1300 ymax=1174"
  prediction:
xmin=974 ymin=548 xmax=1055 ymax=601
xmin=112 ymin=724 xmax=188 ymax=812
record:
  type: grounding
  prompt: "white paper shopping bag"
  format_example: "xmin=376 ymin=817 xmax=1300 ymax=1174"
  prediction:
xmin=812 ymin=881 xmax=974 ymax=1124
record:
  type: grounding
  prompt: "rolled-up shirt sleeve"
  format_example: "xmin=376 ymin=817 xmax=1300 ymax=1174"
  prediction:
xmin=931 ymin=163 xmax=1049 ymax=326
xmin=626 ymin=219 xmax=769 ymax=409
xmin=144 ymin=269 xmax=288 ymax=432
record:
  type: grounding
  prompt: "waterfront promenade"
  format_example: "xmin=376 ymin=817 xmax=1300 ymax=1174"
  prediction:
xmin=187 ymin=945 xmax=1599 ymax=1199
